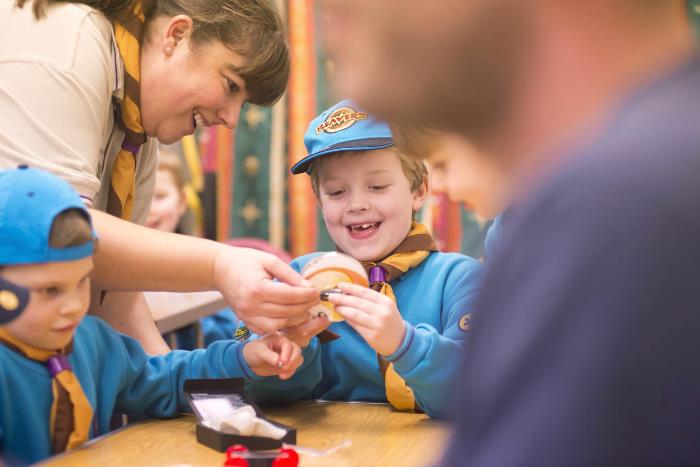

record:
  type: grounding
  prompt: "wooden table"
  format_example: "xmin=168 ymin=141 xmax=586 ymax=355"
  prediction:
xmin=145 ymin=291 xmax=226 ymax=335
xmin=40 ymin=402 xmax=451 ymax=466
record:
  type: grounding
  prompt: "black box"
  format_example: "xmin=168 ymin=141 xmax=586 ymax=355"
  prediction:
xmin=183 ymin=378 xmax=296 ymax=452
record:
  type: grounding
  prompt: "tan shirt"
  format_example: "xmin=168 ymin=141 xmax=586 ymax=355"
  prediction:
xmin=0 ymin=1 xmax=158 ymax=224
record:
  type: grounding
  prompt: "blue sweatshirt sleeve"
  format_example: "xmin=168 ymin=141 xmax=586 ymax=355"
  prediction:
xmin=385 ymin=258 xmax=482 ymax=418
xmin=112 ymin=330 xmax=261 ymax=417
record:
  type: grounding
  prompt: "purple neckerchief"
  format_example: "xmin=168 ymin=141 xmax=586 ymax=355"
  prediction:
xmin=369 ymin=266 xmax=387 ymax=285
xmin=46 ymin=354 xmax=71 ymax=377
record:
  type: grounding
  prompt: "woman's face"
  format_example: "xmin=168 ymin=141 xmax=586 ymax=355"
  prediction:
xmin=140 ymin=16 xmax=249 ymax=144
xmin=146 ymin=168 xmax=186 ymax=232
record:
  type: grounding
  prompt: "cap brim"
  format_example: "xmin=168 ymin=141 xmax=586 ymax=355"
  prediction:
xmin=291 ymin=138 xmax=394 ymax=174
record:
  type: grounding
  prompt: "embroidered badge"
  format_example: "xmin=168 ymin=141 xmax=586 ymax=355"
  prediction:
xmin=458 ymin=314 xmax=472 ymax=331
xmin=0 ymin=290 xmax=19 ymax=312
xmin=233 ymin=326 xmax=251 ymax=342
xmin=315 ymin=107 xmax=367 ymax=134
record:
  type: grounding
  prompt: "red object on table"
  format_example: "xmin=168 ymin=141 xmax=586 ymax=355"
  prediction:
xmin=223 ymin=444 xmax=299 ymax=467
xmin=224 ymin=445 xmax=250 ymax=467
xmin=272 ymin=447 xmax=299 ymax=467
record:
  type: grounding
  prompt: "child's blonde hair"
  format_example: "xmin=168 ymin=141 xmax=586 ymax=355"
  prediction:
xmin=157 ymin=146 xmax=186 ymax=193
xmin=308 ymin=147 xmax=428 ymax=198
xmin=390 ymin=124 xmax=441 ymax=162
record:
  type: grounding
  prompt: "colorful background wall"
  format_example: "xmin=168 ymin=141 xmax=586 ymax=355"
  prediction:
xmin=188 ymin=0 xmax=699 ymax=259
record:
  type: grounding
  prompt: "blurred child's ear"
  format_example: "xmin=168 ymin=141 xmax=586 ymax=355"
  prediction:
xmin=177 ymin=189 xmax=187 ymax=217
xmin=412 ymin=175 xmax=429 ymax=212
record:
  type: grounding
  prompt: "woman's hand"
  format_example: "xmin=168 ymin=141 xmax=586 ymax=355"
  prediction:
xmin=242 ymin=332 xmax=303 ymax=380
xmin=279 ymin=315 xmax=332 ymax=347
xmin=328 ymin=282 xmax=406 ymax=356
xmin=214 ymin=247 xmax=320 ymax=334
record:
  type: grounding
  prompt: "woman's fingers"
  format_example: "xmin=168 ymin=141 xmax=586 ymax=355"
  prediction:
xmin=282 ymin=316 xmax=331 ymax=344
xmin=243 ymin=316 xmax=293 ymax=335
xmin=258 ymin=279 xmax=320 ymax=307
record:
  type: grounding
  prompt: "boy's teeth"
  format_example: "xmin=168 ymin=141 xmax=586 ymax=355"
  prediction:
xmin=350 ymin=222 xmax=378 ymax=231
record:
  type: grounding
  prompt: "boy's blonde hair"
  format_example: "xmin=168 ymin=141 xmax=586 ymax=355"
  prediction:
xmin=308 ymin=147 xmax=428 ymax=199
xmin=49 ymin=210 xmax=93 ymax=249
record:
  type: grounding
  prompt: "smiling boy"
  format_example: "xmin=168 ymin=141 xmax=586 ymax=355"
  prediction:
xmin=244 ymin=100 xmax=483 ymax=418
xmin=0 ymin=166 xmax=303 ymax=464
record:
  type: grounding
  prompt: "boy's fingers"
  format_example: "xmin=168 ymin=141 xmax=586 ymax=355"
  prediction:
xmin=327 ymin=292 xmax=374 ymax=313
xmin=336 ymin=282 xmax=385 ymax=303
xmin=277 ymin=337 xmax=293 ymax=365
xmin=288 ymin=345 xmax=303 ymax=370
xmin=335 ymin=317 xmax=374 ymax=345
xmin=252 ymin=342 xmax=281 ymax=368
xmin=334 ymin=305 xmax=375 ymax=328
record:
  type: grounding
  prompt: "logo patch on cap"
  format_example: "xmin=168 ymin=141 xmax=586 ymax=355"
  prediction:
xmin=316 ymin=107 xmax=367 ymax=134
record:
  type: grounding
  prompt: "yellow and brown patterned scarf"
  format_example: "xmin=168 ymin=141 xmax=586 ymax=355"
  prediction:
xmin=361 ymin=222 xmax=437 ymax=412
xmin=0 ymin=328 xmax=93 ymax=453
xmin=109 ymin=2 xmax=147 ymax=220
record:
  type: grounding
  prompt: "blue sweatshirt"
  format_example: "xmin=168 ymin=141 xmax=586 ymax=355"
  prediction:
xmin=245 ymin=251 xmax=482 ymax=418
xmin=0 ymin=315 xmax=261 ymax=464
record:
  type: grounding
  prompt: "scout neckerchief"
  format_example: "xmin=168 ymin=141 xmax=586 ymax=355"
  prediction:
xmin=0 ymin=328 xmax=93 ymax=453
xmin=361 ymin=221 xmax=437 ymax=412
xmin=109 ymin=2 xmax=147 ymax=221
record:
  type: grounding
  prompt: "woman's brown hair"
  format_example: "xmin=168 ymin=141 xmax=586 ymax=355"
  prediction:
xmin=16 ymin=0 xmax=136 ymax=21
xmin=17 ymin=0 xmax=289 ymax=106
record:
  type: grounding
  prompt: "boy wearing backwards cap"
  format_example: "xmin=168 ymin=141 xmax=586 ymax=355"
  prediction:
xmin=245 ymin=100 xmax=482 ymax=418
xmin=0 ymin=167 xmax=303 ymax=464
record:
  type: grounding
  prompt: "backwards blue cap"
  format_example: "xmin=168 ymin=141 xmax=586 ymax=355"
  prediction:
xmin=291 ymin=99 xmax=394 ymax=174
xmin=0 ymin=166 xmax=96 ymax=266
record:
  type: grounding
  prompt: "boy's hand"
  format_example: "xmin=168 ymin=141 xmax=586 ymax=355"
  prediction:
xmin=242 ymin=332 xmax=303 ymax=380
xmin=279 ymin=315 xmax=332 ymax=347
xmin=328 ymin=282 xmax=406 ymax=356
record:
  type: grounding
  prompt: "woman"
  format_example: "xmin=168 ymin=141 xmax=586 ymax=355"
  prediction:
xmin=0 ymin=0 xmax=318 ymax=353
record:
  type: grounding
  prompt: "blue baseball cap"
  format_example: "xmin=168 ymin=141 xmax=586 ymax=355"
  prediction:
xmin=0 ymin=166 xmax=96 ymax=266
xmin=291 ymin=99 xmax=394 ymax=174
